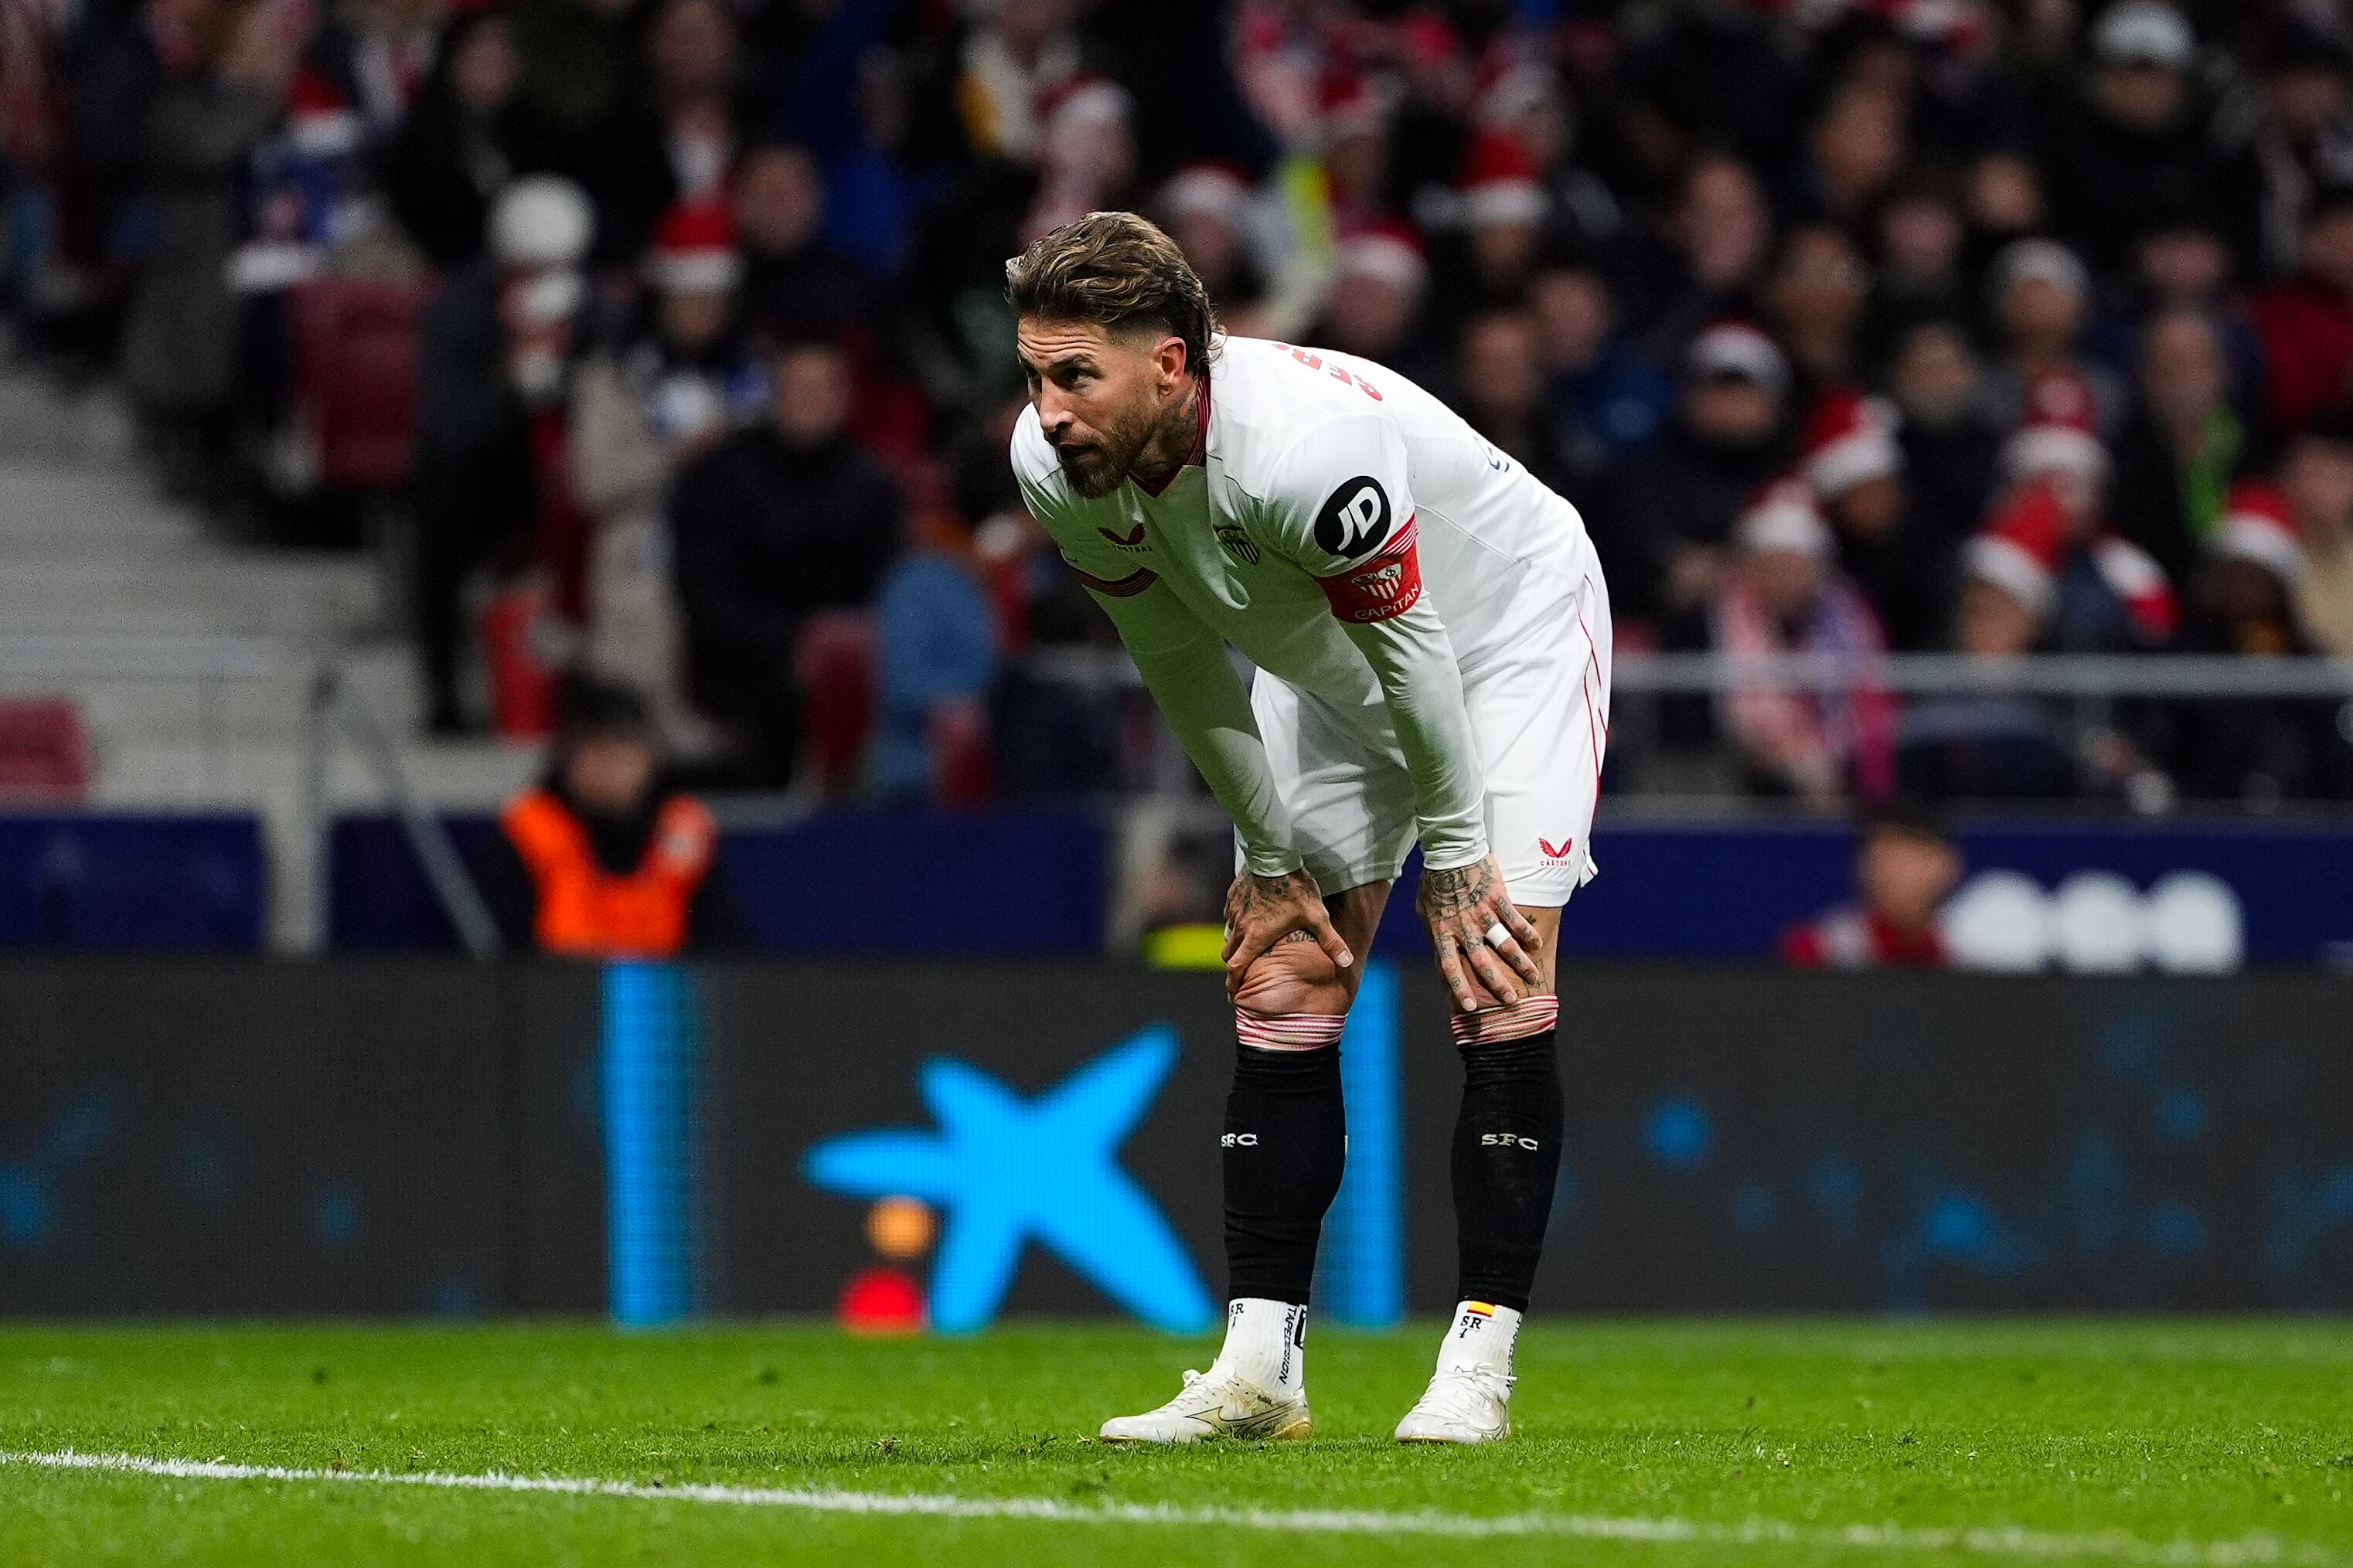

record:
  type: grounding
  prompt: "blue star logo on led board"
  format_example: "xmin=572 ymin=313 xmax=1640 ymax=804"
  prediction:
xmin=802 ymin=1025 xmax=1214 ymax=1333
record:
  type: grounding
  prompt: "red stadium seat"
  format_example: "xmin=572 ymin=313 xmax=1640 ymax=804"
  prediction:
xmin=288 ymin=276 xmax=430 ymax=489
xmin=928 ymin=696 xmax=993 ymax=808
xmin=795 ymin=611 xmax=877 ymax=796
xmin=0 ymin=698 xmax=91 ymax=802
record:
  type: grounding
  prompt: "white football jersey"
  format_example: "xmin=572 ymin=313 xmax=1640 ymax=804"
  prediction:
xmin=1011 ymin=334 xmax=1597 ymax=714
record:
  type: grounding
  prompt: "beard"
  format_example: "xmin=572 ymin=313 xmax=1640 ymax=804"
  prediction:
xmin=1051 ymin=395 xmax=1169 ymax=499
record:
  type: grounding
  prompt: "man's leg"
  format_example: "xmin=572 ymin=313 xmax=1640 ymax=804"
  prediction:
xmin=1398 ymin=905 xmax=1564 ymax=1444
xmin=1450 ymin=903 xmax=1565 ymax=1315
xmin=1220 ymin=878 xmax=1391 ymax=1300
xmin=1099 ymin=879 xmax=1390 ymax=1444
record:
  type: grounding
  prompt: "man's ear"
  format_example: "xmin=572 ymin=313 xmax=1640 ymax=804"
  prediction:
xmin=1158 ymin=335 xmax=1190 ymax=386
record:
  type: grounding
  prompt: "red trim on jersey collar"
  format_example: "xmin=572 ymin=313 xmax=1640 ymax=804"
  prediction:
xmin=1132 ymin=372 xmax=1211 ymax=499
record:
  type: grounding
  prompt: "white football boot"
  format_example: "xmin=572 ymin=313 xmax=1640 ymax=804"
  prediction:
xmin=1098 ymin=1366 xmax=1313 ymax=1444
xmin=1393 ymin=1363 xmax=1514 ymax=1444
xmin=1394 ymin=1300 xmax=1521 ymax=1444
xmin=1101 ymin=1298 xmax=1313 ymax=1444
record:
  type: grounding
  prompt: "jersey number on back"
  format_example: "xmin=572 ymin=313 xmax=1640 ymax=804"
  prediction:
xmin=1272 ymin=344 xmax=1384 ymax=401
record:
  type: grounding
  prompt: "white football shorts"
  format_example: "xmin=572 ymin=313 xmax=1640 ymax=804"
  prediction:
xmin=1245 ymin=553 xmax=1611 ymax=908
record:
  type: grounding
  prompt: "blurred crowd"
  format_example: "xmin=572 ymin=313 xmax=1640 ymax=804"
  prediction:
xmin=7 ymin=0 xmax=2353 ymax=808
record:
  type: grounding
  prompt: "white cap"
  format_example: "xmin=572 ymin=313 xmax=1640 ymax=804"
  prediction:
xmin=1161 ymin=165 xmax=1250 ymax=226
xmin=1741 ymin=506 xmax=1832 ymax=558
xmin=2094 ymin=2 xmax=2195 ymax=71
xmin=491 ymin=176 xmax=595 ymax=270
xmin=1992 ymin=236 xmax=2090 ymax=303
xmin=1686 ymin=321 xmax=1790 ymax=397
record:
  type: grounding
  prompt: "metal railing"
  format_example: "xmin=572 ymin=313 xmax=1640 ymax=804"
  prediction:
xmin=301 ymin=664 xmax=502 ymax=959
xmin=0 ymin=631 xmax=499 ymax=957
xmin=1609 ymin=651 xmax=2353 ymax=699
xmin=1002 ymin=645 xmax=2353 ymax=701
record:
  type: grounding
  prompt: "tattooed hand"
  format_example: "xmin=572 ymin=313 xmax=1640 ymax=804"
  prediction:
xmin=1222 ymin=867 xmax=1354 ymax=999
xmin=1416 ymin=854 xmax=1544 ymax=1012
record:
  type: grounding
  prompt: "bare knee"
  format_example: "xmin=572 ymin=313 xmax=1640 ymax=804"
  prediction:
xmin=1234 ymin=932 xmax=1360 ymax=1018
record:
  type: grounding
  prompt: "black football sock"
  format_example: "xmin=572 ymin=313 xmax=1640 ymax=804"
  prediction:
xmin=1222 ymin=1014 xmax=1347 ymax=1306
xmin=1450 ymin=998 xmax=1564 ymax=1314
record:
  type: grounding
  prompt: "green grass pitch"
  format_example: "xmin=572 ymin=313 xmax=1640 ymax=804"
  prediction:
xmin=1 ymin=1319 xmax=2348 ymax=1566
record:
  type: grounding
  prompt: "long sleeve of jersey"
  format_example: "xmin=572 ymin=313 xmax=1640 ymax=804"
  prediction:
xmin=1259 ymin=416 xmax=1490 ymax=871
xmin=1334 ymin=597 xmax=1487 ymax=869
xmin=1086 ymin=578 xmax=1303 ymax=878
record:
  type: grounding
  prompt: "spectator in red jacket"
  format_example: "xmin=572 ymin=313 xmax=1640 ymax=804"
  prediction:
xmin=2249 ymin=185 xmax=2353 ymax=430
xmin=1779 ymin=799 xmax=1961 ymax=968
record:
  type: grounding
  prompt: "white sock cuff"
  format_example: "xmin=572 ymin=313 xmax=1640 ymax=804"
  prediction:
xmin=1217 ymin=1298 xmax=1309 ymax=1393
xmin=1452 ymin=1298 xmax=1524 ymax=1330
xmin=1439 ymin=1298 xmax=1524 ymax=1373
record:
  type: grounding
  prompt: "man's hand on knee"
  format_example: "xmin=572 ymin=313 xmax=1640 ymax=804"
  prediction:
xmin=1223 ymin=869 xmax=1354 ymax=999
xmin=1416 ymin=855 xmax=1544 ymax=1012
xmin=1232 ymin=928 xmax=1356 ymax=1015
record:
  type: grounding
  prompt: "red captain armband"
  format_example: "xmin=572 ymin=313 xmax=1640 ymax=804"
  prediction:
xmin=1066 ymin=560 xmax=1157 ymax=598
xmin=1316 ymin=517 xmax=1424 ymax=624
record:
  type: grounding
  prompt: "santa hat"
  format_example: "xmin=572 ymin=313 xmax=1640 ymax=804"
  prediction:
xmin=285 ymin=66 xmax=360 ymax=157
xmin=1685 ymin=320 xmax=1790 ymax=397
xmin=1966 ymin=482 xmax=2071 ymax=615
xmin=1737 ymin=477 xmax=1834 ymax=558
xmin=1969 ymin=483 xmax=2178 ymax=635
xmin=2214 ymin=479 xmax=2305 ymax=583
xmin=1161 ymin=162 xmax=1251 ymax=226
xmin=2004 ymin=368 xmax=2109 ymax=486
xmin=645 ymin=199 xmax=741 ymax=293
xmin=1458 ymin=130 xmax=1547 ymax=229
xmin=1801 ymin=386 xmax=1902 ymax=498
xmin=1333 ymin=221 xmax=1428 ymax=300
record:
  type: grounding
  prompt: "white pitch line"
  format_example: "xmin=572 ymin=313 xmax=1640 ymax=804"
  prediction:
xmin=0 ymin=1449 xmax=2336 ymax=1566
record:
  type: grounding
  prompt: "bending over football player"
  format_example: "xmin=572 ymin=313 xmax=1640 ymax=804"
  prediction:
xmin=1006 ymin=212 xmax=1612 ymax=1444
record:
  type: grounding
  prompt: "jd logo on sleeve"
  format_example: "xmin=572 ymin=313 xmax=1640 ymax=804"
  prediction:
xmin=1313 ymin=476 xmax=1391 ymax=559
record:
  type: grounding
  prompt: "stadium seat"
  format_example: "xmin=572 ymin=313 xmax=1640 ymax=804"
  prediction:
xmin=476 ymin=580 xmax=569 ymax=740
xmin=928 ymin=696 xmax=992 ymax=808
xmin=795 ymin=611 xmax=877 ymax=795
xmin=287 ymin=277 xmax=429 ymax=489
xmin=0 ymin=698 xmax=91 ymax=802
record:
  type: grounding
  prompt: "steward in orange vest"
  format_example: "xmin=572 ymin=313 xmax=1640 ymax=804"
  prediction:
xmin=472 ymin=678 xmax=749 ymax=957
